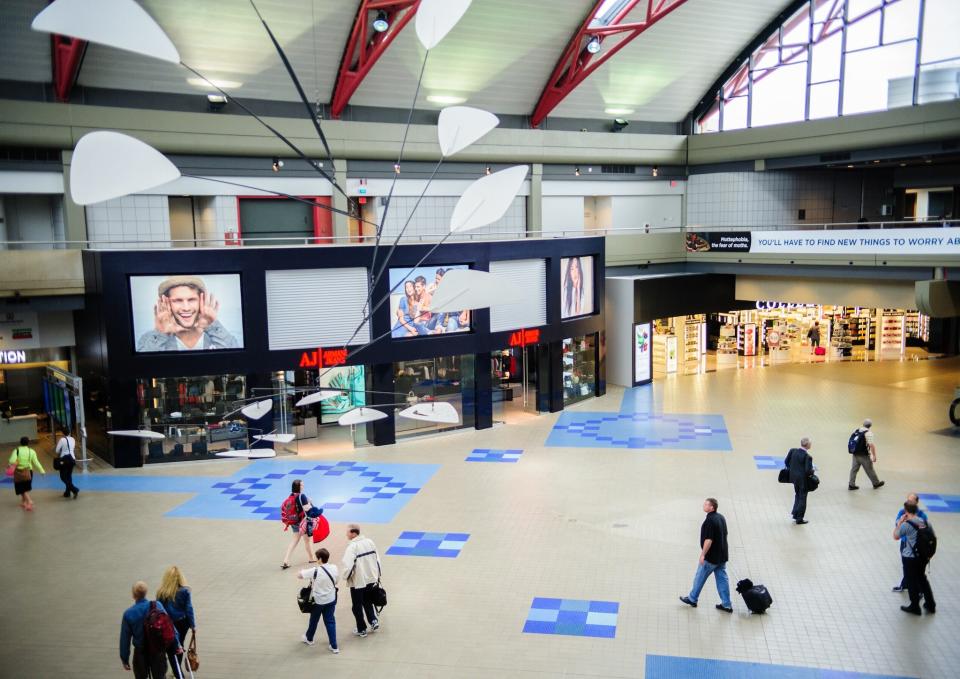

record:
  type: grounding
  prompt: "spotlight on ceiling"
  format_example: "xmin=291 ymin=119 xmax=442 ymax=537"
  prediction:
xmin=484 ymin=165 xmax=492 ymax=175
xmin=586 ymin=36 xmax=601 ymax=54
xmin=575 ymin=167 xmax=581 ymax=176
xmin=394 ymin=162 xmax=401 ymax=174
xmin=206 ymin=93 xmax=227 ymax=111
xmin=372 ymin=10 xmax=389 ymax=32
xmin=272 ymin=157 xmax=283 ymax=172
xmin=611 ymin=118 xmax=629 ymax=133
xmin=651 ymin=166 xmax=659 ymax=177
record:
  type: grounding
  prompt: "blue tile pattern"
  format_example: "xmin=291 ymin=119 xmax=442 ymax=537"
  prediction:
xmin=545 ymin=385 xmax=731 ymax=451
xmin=754 ymin=455 xmax=786 ymax=470
xmin=522 ymin=598 xmax=618 ymax=638
xmin=22 ymin=459 xmax=438 ymax=524
xmin=918 ymin=493 xmax=960 ymax=513
xmin=645 ymin=655 xmax=915 ymax=679
xmin=386 ymin=531 xmax=470 ymax=557
xmin=465 ymin=448 xmax=523 ymax=463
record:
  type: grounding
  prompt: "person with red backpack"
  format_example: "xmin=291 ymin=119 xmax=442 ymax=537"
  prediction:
xmin=119 ymin=581 xmax=182 ymax=678
xmin=281 ymin=479 xmax=324 ymax=570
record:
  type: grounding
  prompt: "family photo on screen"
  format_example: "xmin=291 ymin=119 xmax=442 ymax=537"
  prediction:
xmin=389 ymin=266 xmax=471 ymax=338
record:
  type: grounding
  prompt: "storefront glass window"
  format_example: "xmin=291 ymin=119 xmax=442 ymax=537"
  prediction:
xmin=394 ymin=355 xmax=475 ymax=439
xmin=562 ymin=335 xmax=596 ymax=406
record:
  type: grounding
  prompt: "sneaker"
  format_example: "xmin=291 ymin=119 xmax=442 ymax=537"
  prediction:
xmin=353 ymin=629 xmax=367 ymax=638
xmin=370 ymin=620 xmax=380 ymax=632
xmin=715 ymin=604 xmax=733 ymax=613
xmin=848 ymin=485 xmax=859 ymax=490
xmin=329 ymin=645 xmax=339 ymax=654
xmin=892 ymin=586 xmax=904 ymax=593
xmin=873 ymin=481 xmax=885 ymax=489
xmin=679 ymin=596 xmax=697 ymax=608
xmin=301 ymin=635 xmax=316 ymax=646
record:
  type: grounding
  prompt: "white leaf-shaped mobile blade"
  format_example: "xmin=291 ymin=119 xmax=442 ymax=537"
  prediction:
xmin=416 ymin=0 xmax=472 ymax=50
xmin=70 ymin=132 xmax=180 ymax=205
xmin=215 ymin=449 xmax=276 ymax=459
xmin=450 ymin=165 xmax=528 ymax=233
xmin=429 ymin=269 xmax=522 ymax=312
xmin=241 ymin=399 xmax=273 ymax=420
xmin=253 ymin=433 xmax=296 ymax=443
xmin=295 ymin=390 xmax=341 ymax=407
xmin=338 ymin=407 xmax=388 ymax=426
xmin=438 ymin=106 xmax=499 ymax=157
xmin=398 ymin=401 xmax=460 ymax=424
xmin=107 ymin=430 xmax=165 ymax=439
xmin=32 ymin=0 xmax=180 ymax=64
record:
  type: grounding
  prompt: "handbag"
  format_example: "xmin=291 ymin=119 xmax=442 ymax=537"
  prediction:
xmin=370 ymin=581 xmax=387 ymax=609
xmin=53 ymin=456 xmax=62 ymax=471
xmin=297 ymin=568 xmax=318 ymax=614
xmin=777 ymin=468 xmax=790 ymax=484
xmin=806 ymin=473 xmax=820 ymax=492
xmin=186 ymin=632 xmax=199 ymax=671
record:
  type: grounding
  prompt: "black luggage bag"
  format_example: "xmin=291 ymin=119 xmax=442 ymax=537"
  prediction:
xmin=736 ymin=578 xmax=772 ymax=614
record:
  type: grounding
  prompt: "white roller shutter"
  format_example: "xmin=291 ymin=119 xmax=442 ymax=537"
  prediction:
xmin=266 ymin=268 xmax=370 ymax=349
xmin=489 ymin=259 xmax=547 ymax=332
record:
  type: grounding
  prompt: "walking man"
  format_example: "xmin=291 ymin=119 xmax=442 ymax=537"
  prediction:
xmin=299 ymin=548 xmax=340 ymax=654
xmin=119 ymin=581 xmax=176 ymax=678
xmin=848 ymin=418 xmax=884 ymax=490
xmin=680 ymin=498 xmax=733 ymax=613
xmin=807 ymin=322 xmax=821 ymax=350
xmin=341 ymin=524 xmax=381 ymax=637
xmin=784 ymin=437 xmax=814 ymax=524
xmin=893 ymin=494 xmax=928 ymax=593
xmin=55 ymin=428 xmax=79 ymax=498
xmin=894 ymin=501 xmax=936 ymax=615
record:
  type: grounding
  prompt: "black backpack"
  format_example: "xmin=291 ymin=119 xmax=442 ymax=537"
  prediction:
xmin=736 ymin=579 xmax=772 ymax=614
xmin=847 ymin=429 xmax=868 ymax=455
xmin=907 ymin=520 xmax=937 ymax=560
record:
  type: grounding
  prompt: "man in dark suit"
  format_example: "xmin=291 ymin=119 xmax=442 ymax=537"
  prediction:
xmin=784 ymin=437 xmax=814 ymax=524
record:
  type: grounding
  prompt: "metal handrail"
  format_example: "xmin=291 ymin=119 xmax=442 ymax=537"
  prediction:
xmin=683 ymin=219 xmax=959 ymax=232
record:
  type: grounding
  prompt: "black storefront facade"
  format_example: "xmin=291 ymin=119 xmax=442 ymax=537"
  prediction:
xmin=77 ymin=237 xmax=606 ymax=467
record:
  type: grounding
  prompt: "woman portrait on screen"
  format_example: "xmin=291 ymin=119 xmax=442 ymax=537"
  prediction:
xmin=392 ymin=281 xmax=419 ymax=337
xmin=562 ymin=256 xmax=585 ymax=318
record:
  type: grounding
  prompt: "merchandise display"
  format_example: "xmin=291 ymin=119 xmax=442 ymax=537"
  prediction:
xmin=562 ymin=336 xmax=596 ymax=404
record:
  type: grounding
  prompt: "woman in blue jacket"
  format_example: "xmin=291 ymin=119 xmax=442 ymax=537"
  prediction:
xmin=157 ymin=566 xmax=196 ymax=678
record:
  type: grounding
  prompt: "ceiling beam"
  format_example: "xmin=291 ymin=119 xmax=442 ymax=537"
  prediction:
xmin=330 ymin=0 xmax=420 ymax=119
xmin=530 ymin=0 xmax=689 ymax=128
xmin=51 ymin=34 xmax=88 ymax=102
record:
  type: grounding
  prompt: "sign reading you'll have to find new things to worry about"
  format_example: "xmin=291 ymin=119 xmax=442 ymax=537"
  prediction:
xmin=686 ymin=227 xmax=960 ymax=255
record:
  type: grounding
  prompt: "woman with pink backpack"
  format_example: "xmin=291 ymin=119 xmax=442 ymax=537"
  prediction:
xmin=281 ymin=479 xmax=324 ymax=570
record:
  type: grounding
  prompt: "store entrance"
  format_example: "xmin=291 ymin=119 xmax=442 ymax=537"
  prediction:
xmin=492 ymin=345 xmax=540 ymax=420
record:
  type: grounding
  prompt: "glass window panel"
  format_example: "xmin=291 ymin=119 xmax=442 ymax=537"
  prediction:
xmin=809 ymin=80 xmax=840 ymax=118
xmin=698 ymin=100 xmax=720 ymax=133
xmin=782 ymin=5 xmax=810 ymax=46
xmin=883 ymin=0 xmax=919 ymax=44
xmin=921 ymin=0 xmax=960 ymax=64
xmin=781 ymin=45 xmax=809 ymax=65
xmin=751 ymin=61 xmax=806 ymax=127
xmin=814 ymin=0 xmax=841 ymax=24
xmin=843 ymin=41 xmax=917 ymax=114
xmin=722 ymin=96 xmax=748 ymax=130
xmin=812 ymin=29 xmax=842 ymax=81
xmin=917 ymin=60 xmax=960 ymax=104
xmin=848 ymin=0 xmax=882 ymax=21
xmin=752 ymin=32 xmax=780 ymax=70
xmin=846 ymin=10 xmax=881 ymax=51
xmin=723 ymin=63 xmax=749 ymax=99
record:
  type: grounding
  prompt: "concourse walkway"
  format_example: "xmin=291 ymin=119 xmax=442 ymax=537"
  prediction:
xmin=1 ymin=358 xmax=957 ymax=678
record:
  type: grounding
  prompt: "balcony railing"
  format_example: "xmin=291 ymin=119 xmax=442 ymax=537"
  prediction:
xmin=684 ymin=219 xmax=959 ymax=232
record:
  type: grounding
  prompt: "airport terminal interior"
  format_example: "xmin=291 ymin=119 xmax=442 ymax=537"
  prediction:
xmin=1 ymin=1 xmax=959 ymax=678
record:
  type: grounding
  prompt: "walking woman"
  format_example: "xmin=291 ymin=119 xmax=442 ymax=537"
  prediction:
xmin=9 ymin=436 xmax=45 ymax=511
xmin=157 ymin=566 xmax=196 ymax=679
xmin=282 ymin=479 xmax=323 ymax=569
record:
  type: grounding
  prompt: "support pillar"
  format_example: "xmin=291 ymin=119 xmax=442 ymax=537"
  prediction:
xmin=526 ymin=163 xmax=543 ymax=238
xmin=332 ymin=158 xmax=349 ymax=240
xmin=474 ymin=351 xmax=493 ymax=430
xmin=61 ymin=150 xmax=88 ymax=248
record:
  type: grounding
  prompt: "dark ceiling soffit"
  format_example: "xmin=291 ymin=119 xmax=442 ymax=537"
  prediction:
xmin=330 ymin=0 xmax=420 ymax=119
xmin=530 ymin=0 xmax=690 ymax=129
xmin=684 ymin=0 xmax=811 ymax=131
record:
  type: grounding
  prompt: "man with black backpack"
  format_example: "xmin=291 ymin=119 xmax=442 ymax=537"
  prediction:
xmin=848 ymin=418 xmax=884 ymax=490
xmin=894 ymin=501 xmax=937 ymax=615
xmin=119 ymin=581 xmax=182 ymax=678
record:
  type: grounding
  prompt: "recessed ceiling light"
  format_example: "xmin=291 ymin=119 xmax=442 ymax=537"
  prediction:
xmin=372 ymin=10 xmax=389 ymax=33
xmin=187 ymin=77 xmax=242 ymax=90
xmin=604 ymin=107 xmax=635 ymax=115
xmin=586 ymin=36 xmax=602 ymax=54
xmin=427 ymin=94 xmax=467 ymax=105
xmin=846 ymin=164 xmax=854 ymax=168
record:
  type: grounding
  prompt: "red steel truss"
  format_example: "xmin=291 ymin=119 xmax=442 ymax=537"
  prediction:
xmin=530 ymin=0 xmax=689 ymax=128
xmin=330 ymin=0 xmax=420 ymax=119
xmin=51 ymin=34 xmax=87 ymax=102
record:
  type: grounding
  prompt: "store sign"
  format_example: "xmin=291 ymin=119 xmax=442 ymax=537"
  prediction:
xmin=509 ymin=328 xmax=540 ymax=348
xmin=0 ymin=311 xmax=40 ymax=350
xmin=0 ymin=350 xmax=27 ymax=364
xmin=755 ymin=301 xmax=819 ymax=310
xmin=298 ymin=347 xmax=348 ymax=369
xmin=633 ymin=323 xmax=652 ymax=385
xmin=688 ymin=227 xmax=960 ymax=255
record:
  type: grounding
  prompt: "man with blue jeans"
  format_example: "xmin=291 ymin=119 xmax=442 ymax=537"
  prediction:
xmin=680 ymin=498 xmax=733 ymax=613
xmin=893 ymin=493 xmax=928 ymax=593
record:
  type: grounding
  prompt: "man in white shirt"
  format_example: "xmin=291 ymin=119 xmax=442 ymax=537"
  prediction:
xmin=341 ymin=524 xmax=381 ymax=637
xmin=298 ymin=548 xmax=340 ymax=653
xmin=55 ymin=428 xmax=79 ymax=498
xmin=849 ymin=418 xmax=884 ymax=490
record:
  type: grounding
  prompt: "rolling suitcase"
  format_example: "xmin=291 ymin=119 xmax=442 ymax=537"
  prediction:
xmin=736 ymin=578 xmax=772 ymax=614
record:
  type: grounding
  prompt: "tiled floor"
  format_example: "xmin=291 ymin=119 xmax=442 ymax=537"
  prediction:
xmin=1 ymin=357 xmax=957 ymax=678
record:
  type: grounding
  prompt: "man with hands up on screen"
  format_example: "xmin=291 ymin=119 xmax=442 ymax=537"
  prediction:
xmin=136 ymin=276 xmax=240 ymax=352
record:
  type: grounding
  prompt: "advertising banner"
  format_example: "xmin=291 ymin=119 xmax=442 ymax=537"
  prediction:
xmin=633 ymin=323 xmax=652 ymax=385
xmin=389 ymin=265 xmax=471 ymax=338
xmin=687 ymin=227 xmax=959 ymax=255
xmin=560 ymin=255 xmax=595 ymax=319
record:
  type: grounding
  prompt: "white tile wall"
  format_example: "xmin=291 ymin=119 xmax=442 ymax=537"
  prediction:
xmin=85 ymin=195 xmax=171 ymax=248
xmin=376 ymin=196 xmax=526 ymax=240
xmin=687 ymin=171 xmax=836 ymax=227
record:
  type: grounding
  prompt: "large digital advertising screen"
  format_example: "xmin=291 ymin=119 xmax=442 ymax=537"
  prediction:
xmin=318 ymin=366 xmax=366 ymax=421
xmin=560 ymin=256 xmax=595 ymax=319
xmin=389 ymin=265 xmax=471 ymax=338
xmin=130 ymin=274 xmax=245 ymax=353
xmin=633 ymin=323 xmax=652 ymax=385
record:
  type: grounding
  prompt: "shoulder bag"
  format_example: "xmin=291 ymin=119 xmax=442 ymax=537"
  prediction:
xmin=777 ymin=468 xmax=790 ymax=484
xmin=12 ymin=448 xmax=32 ymax=483
xmin=297 ymin=568 xmax=318 ymax=614
xmin=805 ymin=473 xmax=820 ymax=492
